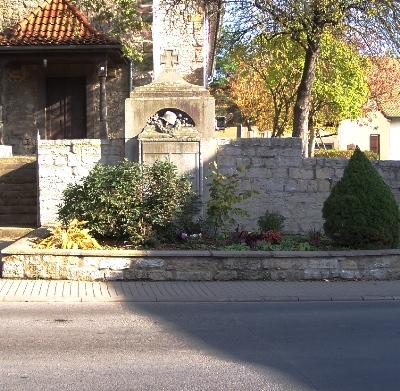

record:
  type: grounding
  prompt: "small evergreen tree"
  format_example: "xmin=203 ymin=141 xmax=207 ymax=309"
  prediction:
xmin=322 ymin=148 xmax=400 ymax=249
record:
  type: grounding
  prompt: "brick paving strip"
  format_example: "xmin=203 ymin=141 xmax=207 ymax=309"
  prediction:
xmin=0 ymin=279 xmax=400 ymax=303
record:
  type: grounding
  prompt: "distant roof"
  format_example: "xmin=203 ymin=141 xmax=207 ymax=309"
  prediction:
xmin=381 ymin=89 xmax=400 ymax=118
xmin=0 ymin=0 xmax=120 ymax=47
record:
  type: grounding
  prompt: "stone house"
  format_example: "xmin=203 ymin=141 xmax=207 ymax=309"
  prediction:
xmin=0 ymin=0 xmax=218 ymax=155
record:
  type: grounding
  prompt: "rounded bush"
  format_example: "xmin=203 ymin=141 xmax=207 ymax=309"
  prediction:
xmin=58 ymin=160 xmax=195 ymax=245
xmin=322 ymin=148 xmax=400 ymax=248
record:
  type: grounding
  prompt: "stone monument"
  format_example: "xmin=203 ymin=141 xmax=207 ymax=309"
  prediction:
xmin=125 ymin=49 xmax=216 ymax=195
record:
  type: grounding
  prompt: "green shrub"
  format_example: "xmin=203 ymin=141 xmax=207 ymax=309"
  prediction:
xmin=322 ymin=148 xmax=400 ymax=248
xmin=257 ymin=211 xmax=285 ymax=232
xmin=58 ymin=160 xmax=196 ymax=245
xmin=314 ymin=149 xmax=379 ymax=160
xmin=206 ymin=162 xmax=254 ymax=237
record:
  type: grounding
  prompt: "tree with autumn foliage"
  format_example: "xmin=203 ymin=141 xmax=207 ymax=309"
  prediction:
xmin=227 ymin=33 xmax=369 ymax=155
xmin=230 ymin=35 xmax=303 ymax=137
xmin=170 ymin=0 xmax=400 ymax=153
xmin=365 ymin=57 xmax=400 ymax=112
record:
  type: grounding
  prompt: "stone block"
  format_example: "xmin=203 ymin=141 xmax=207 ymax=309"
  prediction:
xmin=38 ymin=155 xmax=54 ymax=165
xmin=317 ymin=180 xmax=331 ymax=192
xmin=218 ymin=146 xmax=242 ymax=156
xmin=67 ymin=266 xmax=103 ymax=281
xmin=148 ymin=271 xmax=172 ymax=280
xmin=81 ymin=155 xmax=101 ymax=165
xmin=67 ymin=154 xmax=81 ymax=167
xmin=98 ymin=257 xmax=133 ymax=270
xmin=316 ymin=167 xmax=335 ymax=179
xmin=175 ymin=271 xmax=212 ymax=280
xmin=266 ymin=179 xmax=284 ymax=192
xmin=288 ymin=168 xmax=302 ymax=179
xmin=214 ymin=270 xmax=238 ymax=280
xmin=307 ymin=180 xmax=318 ymax=192
xmin=254 ymin=147 xmax=276 ymax=158
xmin=284 ymin=179 xmax=307 ymax=193
xmin=53 ymin=156 xmax=68 ymax=166
xmin=236 ymin=270 xmax=264 ymax=280
xmin=2 ymin=259 xmax=24 ymax=278
xmin=223 ymin=258 xmax=261 ymax=270
xmin=251 ymin=157 xmax=267 ymax=168
xmin=135 ymin=258 xmax=165 ymax=269
xmin=83 ymin=257 xmax=100 ymax=268
xmin=103 ymin=270 xmax=124 ymax=280
xmin=218 ymin=156 xmax=236 ymax=168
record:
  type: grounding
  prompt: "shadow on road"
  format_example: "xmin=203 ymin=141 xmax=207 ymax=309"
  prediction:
xmin=121 ymin=299 xmax=400 ymax=390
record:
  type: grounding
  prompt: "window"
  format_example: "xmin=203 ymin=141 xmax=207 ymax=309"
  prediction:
xmin=370 ymin=134 xmax=380 ymax=156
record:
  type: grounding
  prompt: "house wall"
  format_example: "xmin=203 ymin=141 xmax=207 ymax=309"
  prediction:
xmin=389 ymin=119 xmax=400 ymax=160
xmin=0 ymin=61 xmax=128 ymax=155
xmin=337 ymin=111 xmax=391 ymax=159
xmin=0 ymin=63 xmax=45 ymax=155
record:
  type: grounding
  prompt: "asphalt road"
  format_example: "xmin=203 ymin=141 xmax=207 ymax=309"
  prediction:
xmin=0 ymin=301 xmax=399 ymax=391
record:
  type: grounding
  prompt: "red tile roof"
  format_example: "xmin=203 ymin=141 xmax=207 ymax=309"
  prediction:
xmin=0 ymin=0 xmax=119 ymax=47
xmin=381 ymin=89 xmax=400 ymax=118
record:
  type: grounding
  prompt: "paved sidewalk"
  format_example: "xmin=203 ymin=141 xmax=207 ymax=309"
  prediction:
xmin=1 ymin=279 xmax=400 ymax=303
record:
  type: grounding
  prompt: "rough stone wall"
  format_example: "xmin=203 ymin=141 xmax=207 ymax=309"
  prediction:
xmin=1 ymin=63 xmax=45 ymax=155
xmin=0 ymin=62 xmax=127 ymax=155
xmin=87 ymin=64 xmax=129 ymax=139
xmin=38 ymin=139 xmax=125 ymax=225
xmin=216 ymin=138 xmax=400 ymax=233
xmin=3 ymin=247 xmax=400 ymax=281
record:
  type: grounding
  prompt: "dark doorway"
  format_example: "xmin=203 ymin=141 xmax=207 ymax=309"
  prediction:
xmin=45 ymin=77 xmax=87 ymax=139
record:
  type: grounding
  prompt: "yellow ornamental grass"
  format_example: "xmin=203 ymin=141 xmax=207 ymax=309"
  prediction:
xmin=37 ymin=219 xmax=102 ymax=250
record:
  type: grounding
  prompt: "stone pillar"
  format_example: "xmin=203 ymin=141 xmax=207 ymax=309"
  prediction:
xmin=152 ymin=0 xmax=207 ymax=85
xmin=97 ymin=61 xmax=108 ymax=138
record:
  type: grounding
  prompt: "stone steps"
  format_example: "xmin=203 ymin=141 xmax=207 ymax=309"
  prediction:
xmin=0 ymin=226 xmax=33 ymax=241
xmin=0 ymin=156 xmax=38 ymax=227
xmin=0 ymin=197 xmax=37 ymax=206
xmin=0 ymin=184 xmax=38 ymax=193
xmin=0 ymin=205 xmax=37 ymax=214
xmin=0 ymin=214 xmax=37 ymax=226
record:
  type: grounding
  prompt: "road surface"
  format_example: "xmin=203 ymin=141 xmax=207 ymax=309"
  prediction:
xmin=0 ymin=301 xmax=400 ymax=390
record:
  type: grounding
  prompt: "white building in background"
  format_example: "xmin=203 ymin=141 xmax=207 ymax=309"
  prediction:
xmin=338 ymin=108 xmax=400 ymax=160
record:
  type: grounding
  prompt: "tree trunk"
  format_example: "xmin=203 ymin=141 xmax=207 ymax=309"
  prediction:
xmin=292 ymin=44 xmax=320 ymax=156
xmin=308 ymin=127 xmax=316 ymax=157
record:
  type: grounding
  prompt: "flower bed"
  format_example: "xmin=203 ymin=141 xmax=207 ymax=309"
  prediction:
xmin=2 ymin=228 xmax=400 ymax=282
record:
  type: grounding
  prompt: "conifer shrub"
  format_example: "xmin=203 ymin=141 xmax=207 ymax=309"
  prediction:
xmin=58 ymin=160 xmax=196 ymax=245
xmin=322 ymin=148 xmax=400 ymax=249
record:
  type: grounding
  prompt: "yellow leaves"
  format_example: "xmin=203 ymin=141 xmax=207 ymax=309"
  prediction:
xmin=231 ymin=62 xmax=280 ymax=133
xmin=37 ymin=219 xmax=102 ymax=250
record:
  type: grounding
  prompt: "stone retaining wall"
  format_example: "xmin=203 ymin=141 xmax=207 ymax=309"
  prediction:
xmin=2 ymin=231 xmax=400 ymax=281
xmin=38 ymin=139 xmax=125 ymax=225
xmin=217 ymin=138 xmax=400 ymax=233
xmin=37 ymin=137 xmax=400 ymax=233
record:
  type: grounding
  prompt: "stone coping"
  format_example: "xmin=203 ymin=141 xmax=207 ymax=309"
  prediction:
xmin=2 ymin=228 xmax=400 ymax=259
